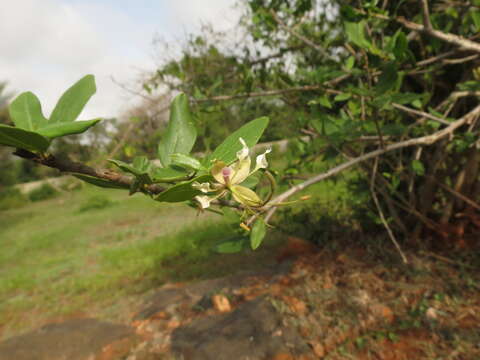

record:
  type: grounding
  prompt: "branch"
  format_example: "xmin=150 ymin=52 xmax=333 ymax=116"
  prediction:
xmin=392 ymin=103 xmax=451 ymax=125
xmin=195 ymin=74 xmax=350 ymax=103
xmin=13 ymin=149 xmax=166 ymax=194
xmin=264 ymin=104 xmax=480 ymax=222
xmin=269 ymin=10 xmax=332 ymax=59
xmin=370 ymin=157 xmax=408 ymax=263
xmin=397 ymin=17 xmax=480 ymax=54
xmin=420 ymin=0 xmax=432 ymax=30
xmin=246 ymin=45 xmax=306 ymax=66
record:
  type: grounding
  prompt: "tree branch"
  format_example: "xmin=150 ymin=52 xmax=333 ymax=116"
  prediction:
xmin=264 ymin=104 xmax=480 ymax=222
xmin=420 ymin=0 xmax=432 ymax=30
xmin=195 ymin=74 xmax=350 ymax=103
xmin=269 ymin=9 xmax=332 ymax=60
xmin=13 ymin=149 xmax=166 ymax=194
xmin=397 ymin=17 xmax=480 ymax=54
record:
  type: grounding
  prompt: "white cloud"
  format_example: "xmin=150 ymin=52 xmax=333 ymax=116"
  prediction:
xmin=0 ymin=0 xmax=240 ymax=120
xmin=169 ymin=0 xmax=239 ymax=33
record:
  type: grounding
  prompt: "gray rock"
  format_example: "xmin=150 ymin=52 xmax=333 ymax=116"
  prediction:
xmin=171 ymin=296 xmax=308 ymax=360
xmin=0 ymin=318 xmax=136 ymax=360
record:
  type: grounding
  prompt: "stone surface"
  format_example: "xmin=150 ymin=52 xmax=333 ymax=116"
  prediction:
xmin=0 ymin=318 xmax=136 ymax=360
xmin=171 ymin=296 xmax=309 ymax=360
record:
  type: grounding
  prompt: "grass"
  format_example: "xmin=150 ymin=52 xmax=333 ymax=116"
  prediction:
xmin=0 ymin=183 xmax=284 ymax=339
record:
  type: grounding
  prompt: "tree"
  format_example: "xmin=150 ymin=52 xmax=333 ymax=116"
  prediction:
xmin=1 ymin=0 xmax=480 ymax=256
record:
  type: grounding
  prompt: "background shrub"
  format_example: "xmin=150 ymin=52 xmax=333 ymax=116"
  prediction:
xmin=0 ymin=187 xmax=28 ymax=210
xmin=77 ymin=195 xmax=115 ymax=213
xmin=28 ymin=184 xmax=58 ymax=202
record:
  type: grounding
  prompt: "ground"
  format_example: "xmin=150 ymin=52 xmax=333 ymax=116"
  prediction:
xmin=1 ymin=182 xmax=479 ymax=359
xmin=1 ymin=237 xmax=479 ymax=359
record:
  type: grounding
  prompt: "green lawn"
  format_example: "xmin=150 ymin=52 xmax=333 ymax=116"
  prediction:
xmin=0 ymin=184 xmax=283 ymax=339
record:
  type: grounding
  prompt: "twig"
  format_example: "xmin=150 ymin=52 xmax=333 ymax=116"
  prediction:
xmin=430 ymin=176 xmax=480 ymax=211
xmin=397 ymin=17 xmax=480 ymax=54
xmin=269 ymin=9 xmax=332 ymax=60
xmin=392 ymin=103 xmax=451 ymax=125
xmin=247 ymin=45 xmax=306 ymax=66
xmin=420 ymin=0 xmax=433 ymax=30
xmin=264 ymin=104 xmax=480 ymax=223
xmin=442 ymin=54 xmax=479 ymax=64
xmin=370 ymin=157 xmax=408 ymax=263
xmin=415 ymin=49 xmax=459 ymax=67
xmin=195 ymin=75 xmax=350 ymax=103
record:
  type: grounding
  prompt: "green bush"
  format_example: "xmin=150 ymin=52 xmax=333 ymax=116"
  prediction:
xmin=276 ymin=180 xmax=365 ymax=245
xmin=28 ymin=184 xmax=58 ymax=202
xmin=77 ymin=195 xmax=114 ymax=213
xmin=0 ymin=187 xmax=28 ymax=210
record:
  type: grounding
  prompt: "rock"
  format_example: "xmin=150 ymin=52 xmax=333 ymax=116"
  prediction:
xmin=0 ymin=318 xmax=136 ymax=360
xmin=135 ymin=267 xmax=288 ymax=321
xmin=171 ymin=296 xmax=309 ymax=360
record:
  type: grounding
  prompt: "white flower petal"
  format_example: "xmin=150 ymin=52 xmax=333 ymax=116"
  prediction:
xmin=192 ymin=182 xmax=214 ymax=193
xmin=236 ymin=137 xmax=249 ymax=161
xmin=253 ymin=148 xmax=272 ymax=172
xmin=230 ymin=157 xmax=251 ymax=185
xmin=195 ymin=195 xmax=212 ymax=209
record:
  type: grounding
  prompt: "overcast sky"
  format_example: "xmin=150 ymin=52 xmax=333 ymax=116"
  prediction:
xmin=0 ymin=0 xmax=239 ymax=120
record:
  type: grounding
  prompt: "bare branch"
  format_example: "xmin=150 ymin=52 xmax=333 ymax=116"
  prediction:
xmin=392 ymin=103 xmax=451 ymax=125
xmin=420 ymin=0 xmax=432 ymax=30
xmin=370 ymin=157 xmax=408 ymax=263
xmin=195 ymin=74 xmax=350 ymax=103
xmin=397 ymin=17 xmax=480 ymax=54
xmin=269 ymin=9 xmax=332 ymax=60
xmin=442 ymin=54 xmax=480 ymax=64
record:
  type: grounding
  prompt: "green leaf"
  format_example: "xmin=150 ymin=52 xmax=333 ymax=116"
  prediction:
xmin=73 ymin=174 xmax=129 ymax=189
xmin=109 ymin=159 xmax=138 ymax=175
xmin=155 ymin=175 xmax=211 ymax=203
xmin=108 ymin=156 xmax=152 ymax=180
xmin=472 ymin=11 xmax=480 ymax=31
xmin=158 ymin=93 xmax=197 ymax=166
xmin=9 ymin=92 xmax=48 ymax=131
xmin=345 ymin=21 xmax=369 ymax=49
xmin=214 ymin=236 xmax=247 ymax=253
xmin=250 ymin=218 xmax=266 ymax=250
xmin=132 ymin=156 xmax=152 ymax=173
xmin=345 ymin=56 xmax=355 ymax=70
xmin=0 ymin=124 xmax=50 ymax=152
xmin=36 ymin=119 xmax=101 ymax=139
xmin=150 ymin=166 xmax=190 ymax=183
xmin=207 ymin=116 xmax=269 ymax=166
xmin=171 ymin=153 xmax=204 ymax=170
xmin=375 ymin=63 xmax=398 ymax=94
xmin=49 ymin=75 xmax=96 ymax=123
xmin=334 ymin=93 xmax=352 ymax=102
xmin=411 ymin=160 xmax=425 ymax=176
xmin=392 ymin=31 xmax=408 ymax=61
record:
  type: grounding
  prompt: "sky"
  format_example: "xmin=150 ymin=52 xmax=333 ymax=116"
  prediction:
xmin=0 ymin=0 xmax=240 ymax=120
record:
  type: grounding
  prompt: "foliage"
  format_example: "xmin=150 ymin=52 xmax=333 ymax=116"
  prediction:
xmin=28 ymin=183 xmax=58 ymax=202
xmin=0 ymin=187 xmax=28 ymax=211
xmin=2 ymin=0 xmax=480 ymax=252
xmin=0 ymin=75 xmax=101 ymax=153
xmin=77 ymin=195 xmax=115 ymax=213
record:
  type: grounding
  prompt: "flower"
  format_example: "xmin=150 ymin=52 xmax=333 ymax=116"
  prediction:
xmin=193 ymin=138 xmax=271 ymax=209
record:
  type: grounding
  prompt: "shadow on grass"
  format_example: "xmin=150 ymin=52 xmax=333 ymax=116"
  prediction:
xmin=100 ymin=220 xmax=285 ymax=291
